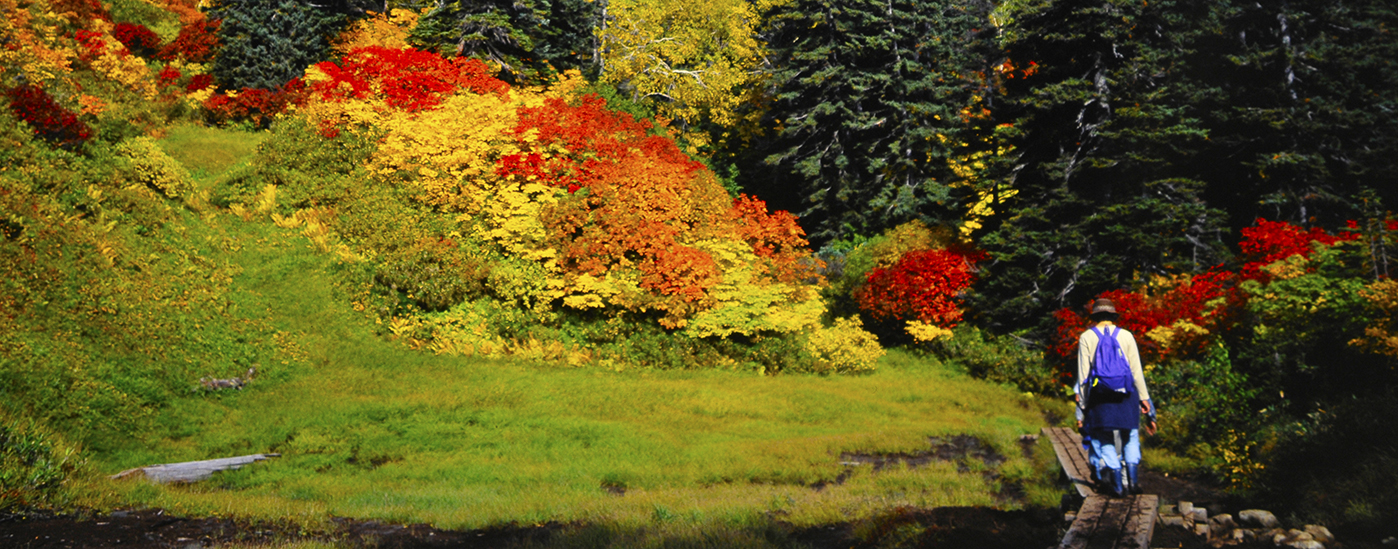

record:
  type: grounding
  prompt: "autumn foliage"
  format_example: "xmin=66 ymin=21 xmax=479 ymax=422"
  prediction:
xmin=158 ymin=18 xmax=221 ymax=62
xmin=855 ymin=247 xmax=985 ymax=328
xmin=5 ymin=84 xmax=92 ymax=148
xmin=112 ymin=22 xmax=161 ymax=56
xmin=1239 ymin=218 xmax=1359 ymax=281
xmin=1052 ymin=218 xmax=1365 ymax=368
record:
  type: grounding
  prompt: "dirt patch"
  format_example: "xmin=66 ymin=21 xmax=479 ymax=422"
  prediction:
xmin=830 ymin=435 xmax=1025 ymax=503
xmin=838 ymin=435 xmax=1007 ymax=473
xmin=0 ymin=506 xmax=1070 ymax=549
xmin=0 ymin=510 xmax=559 ymax=549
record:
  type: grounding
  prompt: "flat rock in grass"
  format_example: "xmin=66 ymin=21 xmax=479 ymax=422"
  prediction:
xmin=111 ymin=454 xmax=280 ymax=483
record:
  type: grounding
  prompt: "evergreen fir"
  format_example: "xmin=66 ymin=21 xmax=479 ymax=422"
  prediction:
xmin=970 ymin=0 xmax=1229 ymax=334
xmin=409 ymin=0 xmax=599 ymax=84
xmin=210 ymin=0 xmax=349 ymax=91
xmin=744 ymin=0 xmax=1000 ymax=244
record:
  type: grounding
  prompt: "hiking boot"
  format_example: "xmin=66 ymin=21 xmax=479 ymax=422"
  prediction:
xmin=1106 ymin=467 xmax=1125 ymax=497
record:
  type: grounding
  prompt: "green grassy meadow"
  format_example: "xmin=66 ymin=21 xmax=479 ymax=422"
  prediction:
xmin=9 ymin=124 xmax=1068 ymax=542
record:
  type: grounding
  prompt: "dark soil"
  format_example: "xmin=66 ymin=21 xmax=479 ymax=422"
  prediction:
xmin=0 ymin=507 xmax=1068 ymax=549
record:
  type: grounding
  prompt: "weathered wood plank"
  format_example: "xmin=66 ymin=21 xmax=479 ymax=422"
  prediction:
xmin=1088 ymin=496 xmax=1135 ymax=549
xmin=1114 ymin=495 xmax=1158 ymax=549
xmin=1042 ymin=427 xmax=1098 ymax=497
xmin=111 ymin=453 xmax=280 ymax=483
xmin=1061 ymin=495 xmax=1109 ymax=549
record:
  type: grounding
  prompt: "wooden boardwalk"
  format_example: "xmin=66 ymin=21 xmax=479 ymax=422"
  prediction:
xmin=1042 ymin=427 xmax=1159 ymax=549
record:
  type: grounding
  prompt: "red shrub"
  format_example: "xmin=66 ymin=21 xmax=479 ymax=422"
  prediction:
xmin=50 ymin=0 xmax=111 ymax=24
xmin=307 ymin=47 xmax=508 ymax=112
xmin=158 ymin=18 xmax=221 ymax=63
xmin=1239 ymin=218 xmax=1358 ymax=281
xmin=204 ymin=80 xmax=305 ymax=127
xmin=5 ymin=84 xmax=92 ymax=149
xmin=730 ymin=194 xmax=819 ymax=285
xmin=157 ymin=64 xmax=182 ymax=88
xmin=74 ymin=29 xmax=111 ymax=64
xmin=854 ymin=247 xmax=986 ymax=328
xmin=186 ymin=73 xmax=215 ymax=92
xmin=112 ymin=22 xmax=161 ymax=56
xmin=1050 ymin=271 xmax=1240 ymax=364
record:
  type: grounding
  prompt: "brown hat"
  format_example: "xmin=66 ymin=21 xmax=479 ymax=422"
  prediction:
xmin=1090 ymin=298 xmax=1118 ymax=315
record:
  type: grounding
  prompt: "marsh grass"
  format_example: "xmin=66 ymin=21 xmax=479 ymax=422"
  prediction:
xmin=157 ymin=124 xmax=266 ymax=181
xmin=77 ymin=216 xmax=1061 ymax=529
xmin=42 ymin=125 xmax=1068 ymax=538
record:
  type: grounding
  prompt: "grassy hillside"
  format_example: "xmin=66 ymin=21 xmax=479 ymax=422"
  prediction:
xmin=1 ymin=119 xmax=1066 ymax=538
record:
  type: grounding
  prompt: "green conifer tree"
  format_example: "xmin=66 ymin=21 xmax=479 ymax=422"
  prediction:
xmin=409 ymin=0 xmax=599 ymax=84
xmin=970 ymin=0 xmax=1229 ymax=334
xmin=210 ymin=0 xmax=350 ymax=90
xmin=743 ymin=0 xmax=1000 ymax=244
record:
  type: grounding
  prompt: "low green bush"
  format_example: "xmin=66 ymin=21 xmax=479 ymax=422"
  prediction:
xmin=926 ymin=326 xmax=1058 ymax=395
xmin=0 ymin=414 xmax=80 ymax=512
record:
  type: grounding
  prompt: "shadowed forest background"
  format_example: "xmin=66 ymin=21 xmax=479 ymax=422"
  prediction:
xmin=3 ymin=0 xmax=1398 ymax=544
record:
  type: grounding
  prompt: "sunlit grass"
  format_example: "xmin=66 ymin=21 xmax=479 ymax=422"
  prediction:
xmin=157 ymin=123 xmax=266 ymax=179
xmin=61 ymin=130 xmax=1068 ymax=534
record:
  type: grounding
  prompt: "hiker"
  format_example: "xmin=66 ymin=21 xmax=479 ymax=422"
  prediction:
xmin=1077 ymin=297 xmax=1158 ymax=497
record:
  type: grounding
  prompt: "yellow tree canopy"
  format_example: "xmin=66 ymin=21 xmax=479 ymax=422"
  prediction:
xmin=597 ymin=0 xmax=780 ymax=150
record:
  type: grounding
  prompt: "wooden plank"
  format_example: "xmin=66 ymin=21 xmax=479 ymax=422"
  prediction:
xmin=111 ymin=453 xmax=280 ymax=483
xmin=1061 ymin=495 xmax=1108 ymax=549
xmin=1042 ymin=427 xmax=1097 ymax=497
xmin=1113 ymin=495 xmax=1158 ymax=549
xmin=1087 ymin=496 xmax=1134 ymax=549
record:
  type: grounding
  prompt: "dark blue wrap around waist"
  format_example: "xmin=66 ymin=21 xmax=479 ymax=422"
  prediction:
xmin=1084 ymin=387 xmax=1140 ymax=431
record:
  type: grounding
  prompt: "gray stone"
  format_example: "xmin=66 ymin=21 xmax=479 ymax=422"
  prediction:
xmin=1209 ymin=514 xmax=1236 ymax=537
xmin=1194 ymin=523 xmax=1210 ymax=538
xmin=1305 ymin=525 xmax=1335 ymax=545
xmin=1286 ymin=542 xmax=1325 ymax=549
xmin=1381 ymin=536 xmax=1397 ymax=545
xmin=1159 ymin=504 xmax=1176 ymax=516
xmin=1160 ymin=516 xmax=1186 ymax=528
xmin=1238 ymin=509 xmax=1279 ymax=529
xmin=1177 ymin=501 xmax=1194 ymax=516
xmin=1189 ymin=508 xmax=1208 ymax=523
xmin=1064 ymin=512 xmax=1077 ymax=523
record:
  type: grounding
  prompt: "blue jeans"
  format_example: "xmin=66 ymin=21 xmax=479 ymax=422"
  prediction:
xmin=1090 ymin=429 xmax=1140 ymax=470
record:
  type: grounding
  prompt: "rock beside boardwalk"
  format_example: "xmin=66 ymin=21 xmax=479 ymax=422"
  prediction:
xmin=1157 ymin=502 xmax=1338 ymax=549
xmin=1238 ymin=509 xmax=1279 ymax=529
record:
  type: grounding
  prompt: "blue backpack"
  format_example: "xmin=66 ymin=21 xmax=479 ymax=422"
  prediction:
xmin=1089 ymin=326 xmax=1133 ymax=394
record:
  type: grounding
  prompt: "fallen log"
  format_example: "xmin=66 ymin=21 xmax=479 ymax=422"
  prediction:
xmin=110 ymin=453 xmax=280 ymax=483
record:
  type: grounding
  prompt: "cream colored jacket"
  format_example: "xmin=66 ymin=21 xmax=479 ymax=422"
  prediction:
xmin=1076 ymin=322 xmax=1151 ymax=403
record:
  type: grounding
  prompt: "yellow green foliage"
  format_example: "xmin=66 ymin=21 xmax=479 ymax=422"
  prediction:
xmin=802 ymin=316 xmax=884 ymax=374
xmin=906 ymin=320 xmax=953 ymax=343
xmin=334 ymin=8 xmax=421 ymax=52
xmin=84 ymin=19 xmax=158 ymax=100
xmin=683 ymin=238 xmax=824 ymax=338
xmin=597 ymin=0 xmax=776 ymax=150
xmin=861 ymin=220 xmax=959 ymax=270
xmin=114 ymin=136 xmax=192 ymax=199
xmin=1352 ymin=278 xmax=1398 ymax=360
xmin=0 ymin=0 xmax=76 ymax=85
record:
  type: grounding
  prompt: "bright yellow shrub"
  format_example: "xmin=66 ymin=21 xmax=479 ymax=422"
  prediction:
xmin=114 ymin=137 xmax=191 ymax=199
xmin=803 ymin=317 xmax=884 ymax=374
xmin=334 ymin=8 xmax=420 ymax=51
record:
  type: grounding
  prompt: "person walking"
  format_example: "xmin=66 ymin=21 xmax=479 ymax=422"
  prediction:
xmin=1077 ymin=298 xmax=1157 ymax=496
